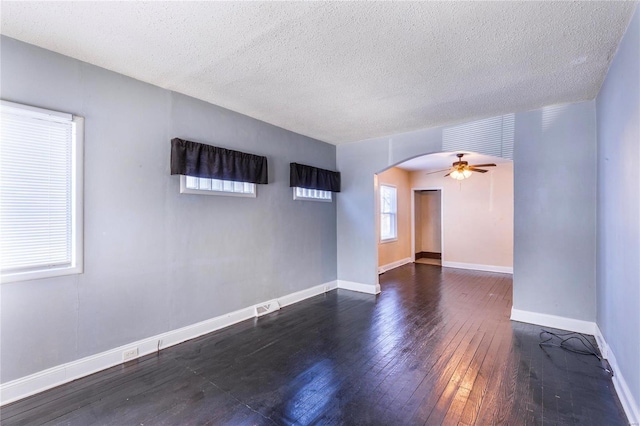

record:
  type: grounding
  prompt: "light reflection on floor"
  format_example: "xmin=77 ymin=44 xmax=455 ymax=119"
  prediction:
xmin=283 ymin=359 xmax=337 ymax=423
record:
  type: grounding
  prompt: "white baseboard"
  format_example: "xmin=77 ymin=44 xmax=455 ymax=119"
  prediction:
xmin=278 ymin=280 xmax=337 ymax=308
xmin=594 ymin=325 xmax=640 ymax=425
xmin=0 ymin=280 xmax=337 ymax=406
xmin=510 ymin=308 xmax=597 ymax=334
xmin=337 ymin=280 xmax=381 ymax=295
xmin=511 ymin=309 xmax=639 ymax=424
xmin=442 ymin=261 xmax=513 ymax=274
xmin=378 ymin=257 xmax=412 ymax=274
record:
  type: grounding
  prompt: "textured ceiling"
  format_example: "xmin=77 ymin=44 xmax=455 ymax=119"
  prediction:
xmin=0 ymin=1 xmax=636 ymax=145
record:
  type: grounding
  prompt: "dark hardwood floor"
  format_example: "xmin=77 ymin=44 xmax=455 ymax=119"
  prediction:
xmin=1 ymin=264 xmax=627 ymax=425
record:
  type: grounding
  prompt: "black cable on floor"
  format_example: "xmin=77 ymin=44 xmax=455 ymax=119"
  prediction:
xmin=538 ymin=329 xmax=614 ymax=376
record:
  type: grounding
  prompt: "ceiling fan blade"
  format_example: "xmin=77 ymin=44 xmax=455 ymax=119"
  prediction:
xmin=425 ymin=168 xmax=450 ymax=175
xmin=469 ymin=163 xmax=496 ymax=167
xmin=444 ymin=172 xmax=451 ymax=177
xmin=468 ymin=167 xmax=488 ymax=173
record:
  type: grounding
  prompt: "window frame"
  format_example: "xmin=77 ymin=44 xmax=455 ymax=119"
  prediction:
xmin=292 ymin=187 xmax=332 ymax=202
xmin=179 ymin=175 xmax=257 ymax=198
xmin=379 ymin=184 xmax=398 ymax=243
xmin=0 ymin=100 xmax=84 ymax=283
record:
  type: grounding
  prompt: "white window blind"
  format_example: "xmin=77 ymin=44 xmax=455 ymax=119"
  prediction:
xmin=443 ymin=113 xmax=514 ymax=160
xmin=293 ymin=187 xmax=332 ymax=202
xmin=380 ymin=185 xmax=397 ymax=241
xmin=1 ymin=101 xmax=83 ymax=282
xmin=180 ymin=175 xmax=256 ymax=197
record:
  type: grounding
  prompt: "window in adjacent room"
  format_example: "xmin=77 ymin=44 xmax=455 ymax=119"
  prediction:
xmin=293 ymin=187 xmax=332 ymax=202
xmin=180 ymin=175 xmax=256 ymax=197
xmin=1 ymin=101 xmax=84 ymax=283
xmin=380 ymin=184 xmax=397 ymax=242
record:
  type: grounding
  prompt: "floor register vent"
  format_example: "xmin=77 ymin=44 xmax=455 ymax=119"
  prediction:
xmin=255 ymin=300 xmax=280 ymax=317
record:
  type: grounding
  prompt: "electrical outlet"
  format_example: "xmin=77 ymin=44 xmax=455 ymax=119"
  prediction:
xmin=122 ymin=347 xmax=138 ymax=361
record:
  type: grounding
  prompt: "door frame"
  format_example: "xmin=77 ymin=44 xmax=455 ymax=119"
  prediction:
xmin=411 ymin=187 xmax=444 ymax=262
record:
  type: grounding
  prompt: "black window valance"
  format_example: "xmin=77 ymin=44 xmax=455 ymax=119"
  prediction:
xmin=171 ymin=138 xmax=268 ymax=184
xmin=290 ymin=162 xmax=341 ymax=192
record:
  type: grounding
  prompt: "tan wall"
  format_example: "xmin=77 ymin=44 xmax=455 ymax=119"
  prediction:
xmin=419 ymin=191 xmax=442 ymax=253
xmin=414 ymin=193 xmax=422 ymax=253
xmin=377 ymin=167 xmax=411 ymax=268
xmin=411 ymin=162 xmax=513 ymax=268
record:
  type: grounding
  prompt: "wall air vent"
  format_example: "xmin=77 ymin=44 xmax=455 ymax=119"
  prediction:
xmin=254 ymin=300 xmax=280 ymax=317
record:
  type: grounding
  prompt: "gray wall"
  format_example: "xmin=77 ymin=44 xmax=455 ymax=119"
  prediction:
xmin=0 ymin=37 xmax=337 ymax=383
xmin=337 ymin=128 xmax=442 ymax=286
xmin=337 ymin=101 xmax=598 ymax=322
xmin=513 ymin=101 xmax=597 ymax=320
xmin=596 ymin=5 xmax=640 ymax=413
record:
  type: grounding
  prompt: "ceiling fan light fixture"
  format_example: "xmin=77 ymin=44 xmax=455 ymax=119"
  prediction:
xmin=450 ymin=168 xmax=472 ymax=180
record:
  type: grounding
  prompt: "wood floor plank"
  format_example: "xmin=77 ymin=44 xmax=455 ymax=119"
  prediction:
xmin=423 ymin=328 xmax=487 ymax=425
xmin=441 ymin=329 xmax=494 ymax=425
xmin=1 ymin=264 xmax=628 ymax=426
xmin=459 ymin=321 xmax=512 ymax=425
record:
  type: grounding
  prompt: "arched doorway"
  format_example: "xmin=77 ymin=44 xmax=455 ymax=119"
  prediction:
xmin=336 ymin=114 xmax=514 ymax=294
xmin=375 ymin=152 xmax=514 ymax=279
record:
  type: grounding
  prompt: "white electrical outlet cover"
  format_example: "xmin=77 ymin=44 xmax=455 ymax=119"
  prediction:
xmin=122 ymin=348 xmax=139 ymax=361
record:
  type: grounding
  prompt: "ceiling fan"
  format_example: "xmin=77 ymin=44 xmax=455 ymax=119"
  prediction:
xmin=427 ymin=153 xmax=496 ymax=180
